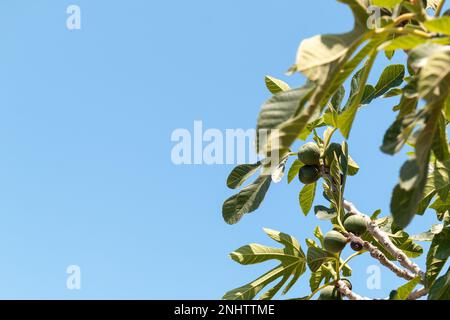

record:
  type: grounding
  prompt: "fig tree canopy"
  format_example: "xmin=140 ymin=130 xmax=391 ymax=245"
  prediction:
xmin=221 ymin=0 xmax=450 ymax=300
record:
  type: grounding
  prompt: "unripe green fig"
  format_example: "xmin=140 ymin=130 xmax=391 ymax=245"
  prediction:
xmin=298 ymin=165 xmax=320 ymax=185
xmin=343 ymin=215 xmax=367 ymax=236
xmin=324 ymin=143 xmax=343 ymax=166
xmin=323 ymin=230 xmax=348 ymax=254
xmin=298 ymin=142 xmax=320 ymax=166
xmin=318 ymin=285 xmax=341 ymax=300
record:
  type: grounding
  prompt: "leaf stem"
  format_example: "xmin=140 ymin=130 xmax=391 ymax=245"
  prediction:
xmin=306 ymin=280 xmax=337 ymax=300
xmin=393 ymin=13 xmax=417 ymax=25
xmin=339 ymin=251 xmax=366 ymax=272
xmin=376 ymin=27 xmax=432 ymax=38
xmin=435 ymin=0 xmax=446 ymax=17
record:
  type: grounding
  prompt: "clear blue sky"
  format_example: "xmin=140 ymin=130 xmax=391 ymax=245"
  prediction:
xmin=0 ymin=0 xmax=448 ymax=299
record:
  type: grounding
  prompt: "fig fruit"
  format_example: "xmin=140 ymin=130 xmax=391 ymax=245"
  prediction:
xmin=298 ymin=165 xmax=320 ymax=185
xmin=318 ymin=285 xmax=342 ymax=300
xmin=343 ymin=215 xmax=367 ymax=236
xmin=298 ymin=142 xmax=320 ymax=166
xmin=323 ymin=230 xmax=348 ymax=254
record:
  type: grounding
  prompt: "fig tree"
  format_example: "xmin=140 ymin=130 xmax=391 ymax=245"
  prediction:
xmin=343 ymin=215 xmax=367 ymax=235
xmin=323 ymin=230 xmax=347 ymax=254
xmin=298 ymin=142 xmax=320 ymax=166
xmin=318 ymin=285 xmax=341 ymax=300
xmin=324 ymin=143 xmax=343 ymax=166
xmin=298 ymin=165 xmax=320 ymax=185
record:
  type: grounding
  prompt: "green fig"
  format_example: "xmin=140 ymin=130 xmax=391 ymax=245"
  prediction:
xmin=318 ymin=285 xmax=342 ymax=300
xmin=298 ymin=165 xmax=320 ymax=184
xmin=324 ymin=230 xmax=348 ymax=254
xmin=343 ymin=215 xmax=367 ymax=236
xmin=298 ymin=142 xmax=321 ymax=166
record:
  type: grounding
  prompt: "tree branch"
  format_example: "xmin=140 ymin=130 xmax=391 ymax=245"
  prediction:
xmin=343 ymin=200 xmax=423 ymax=278
xmin=337 ymin=280 xmax=370 ymax=300
xmin=345 ymin=232 xmax=417 ymax=281
xmin=407 ymin=287 xmax=429 ymax=300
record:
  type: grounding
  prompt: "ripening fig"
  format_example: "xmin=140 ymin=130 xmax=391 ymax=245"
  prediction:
xmin=343 ymin=215 xmax=367 ymax=236
xmin=324 ymin=143 xmax=343 ymax=167
xmin=298 ymin=142 xmax=320 ymax=166
xmin=318 ymin=285 xmax=342 ymax=300
xmin=323 ymin=230 xmax=348 ymax=254
xmin=350 ymin=241 xmax=363 ymax=252
xmin=298 ymin=165 xmax=320 ymax=185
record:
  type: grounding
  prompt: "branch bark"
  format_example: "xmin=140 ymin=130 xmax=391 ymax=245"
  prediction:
xmin=407 ymin=287 xmax=429 ymax=300
xmin=343 ymin=200 xmax=423 ymax=278
xmin=345 ymin=232 xmax=416 ymax=281
xmin=337 ymin=280 xmax=370 ymax=300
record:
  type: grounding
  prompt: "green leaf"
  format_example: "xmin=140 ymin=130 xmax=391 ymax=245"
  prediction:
xmin=396 ymin=277 xmax=422 ymax=300
xmin=381 ymin=111 xmax=419 ymax=155
xmin=434 ymin=227 xmax=450 ymax=260
xmin=363 ymin=64 xmax=405 ymax=104
xmin=424 ymin=17 xmax=450 ymax=36
xmin=372 ymin=0 xmax=402 ymax=8
xmin=411 ymin=224 xmax=444 ymax=242
xmin=339 ymin=53 xmax=378 ymax=138
xmin=426 ymin=227 xmax=449 ymax=286
xmin=222 ymin=175 xmax=272 ymax=225
xmin=428 ymin=267 xmax=450 ymax=300
xmin=409 ymin=44 xmax=450 ymax=102
xmin=391 ymin=98 xmax=444 ymax=229
xmin=347 ymin=156 xmax=360 ymax=176
xmin=224 ymin=229 xmax=306 ymax=300
xmin=307 ymin=246 xmax=335 ymax=272
xmin=265 ymin=76 xmax=290 ymax=95
xmin=256 ymin=85 xmax=315 ymax=153
xmin=299 ymin=183 xmax=317 ymax=216
xmin=432 ymin=115 xmax=450 ymax=162
xmin=434 ymin=160 xmax=450 ymax=200
xmin=227 ymin=163 xmax=262 ymax=189
xmin=431 ymin=197 xmax=450 ymax=214
xmin=287 ymin=159 xmax=303 ymax=184
xmin=314 ymin=226 xmax=324 ymax=245
xmin=384 ymin=87 xmax=403 ymax=98
xmin=290 ymin=0 xmax=368 ymax=82
xmin=381 ymin=35 xmax=428 ymax=51
xmin=314 ymin=205 xmax=338 ymax=220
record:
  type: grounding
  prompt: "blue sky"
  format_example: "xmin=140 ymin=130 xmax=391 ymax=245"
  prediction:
xmin=0 ymin=0 xmax=448 ymax=299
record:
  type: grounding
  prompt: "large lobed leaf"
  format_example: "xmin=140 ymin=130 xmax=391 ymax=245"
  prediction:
xmin=223 ymin=229 xmax=306 ymax=300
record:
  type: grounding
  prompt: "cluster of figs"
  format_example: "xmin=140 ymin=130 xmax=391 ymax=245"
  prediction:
xmin=296 ymin=142 xmax=342 ymax=185
xmin=297 ymin=142 xmax=368 ymax=300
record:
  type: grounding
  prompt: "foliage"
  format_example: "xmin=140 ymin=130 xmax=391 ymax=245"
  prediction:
xmin=222 ymin=0 xmax=450 ymax=300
